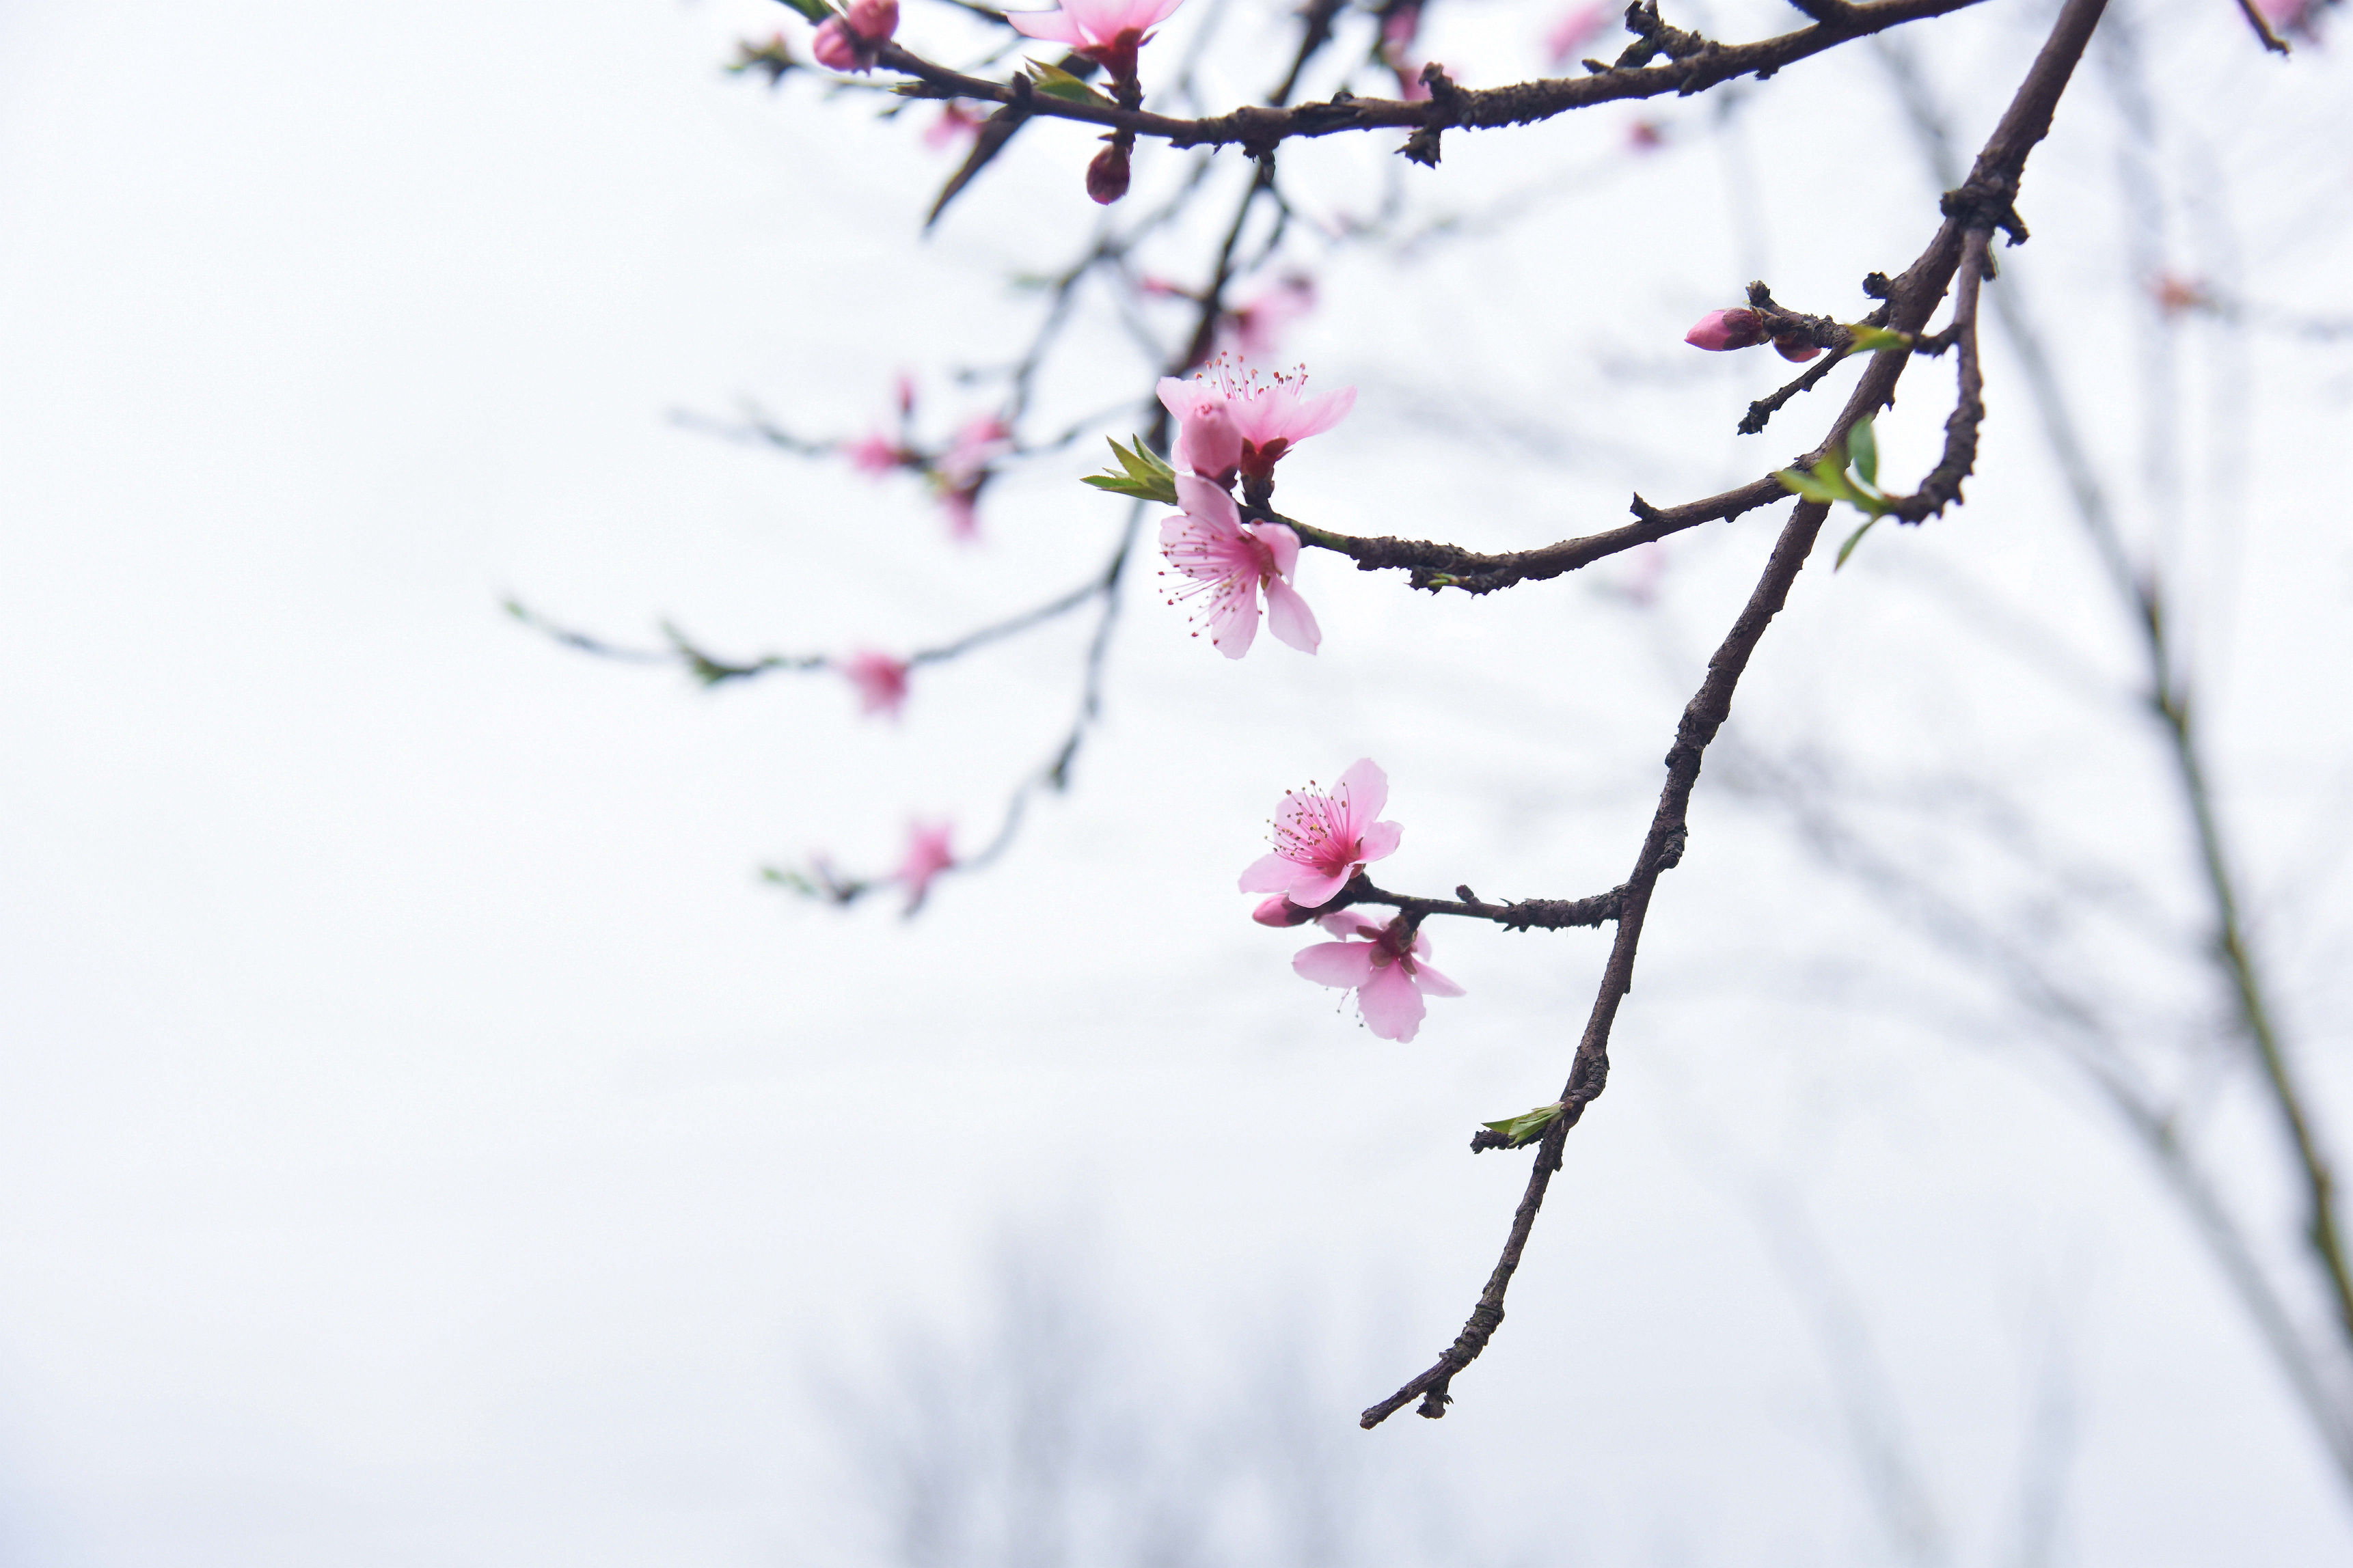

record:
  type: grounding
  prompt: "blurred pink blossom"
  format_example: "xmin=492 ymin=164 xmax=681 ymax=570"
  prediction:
xmin=1156 ymin=355 xmax=1355 ymax=484
xmin=1544 ymin=1 xmax=1609 ymax=66
xmin=895 ymin=821 xmax=955 ymax=913
xmin=1381 ymin=7 xmax=1432 ymax=100
xmin=1626 ymin=118 xmax=1665 ymax=152
xmin=2257 ymin=0 xmax=2323 ymax=37
xmin=1218 ymin=274 xmax=1317 ymax=359
xmin=1291 ymin=907 xmax=1464 ymax=1042
xmin=1003 ymin=0 xmax=1188 ymax=78
xmin=841 ymin=650 xmax=910 ymax=719
xmin=923 ymin=102 xmax=988 ymax=149
xmin=939 ymin=414 xmax=1011 ymax=489
xmin=938 ymin=487 xmax=980 ymax=542
xmin=813 ymin=0 xmax=899 ymax=72
xmin=1238 ymin=758 xmax=1401 ymax=907
xmin=845 ymin=431 xmax=904 ymax=476
xmin=1159 ymin=473 xmax=1318 ymax=658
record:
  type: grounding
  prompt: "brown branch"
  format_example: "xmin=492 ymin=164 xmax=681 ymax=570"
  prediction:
xmin=1360 ymin=0 xmax=2116 ymax=1429
xmin=869 ymin=0 xmax=1993 ymax=156
xmin=1883 ymin=227 xmax=1991 ymax=523
xmin=1285 ymin=875 xmax=1625 ymax=931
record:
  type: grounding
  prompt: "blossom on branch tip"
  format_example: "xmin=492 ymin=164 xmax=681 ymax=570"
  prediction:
xmin=1252 ymin=894 xmax=1317 ymax=927
xmin=895 ymin=821 xmax=954 ymax=913
xmin=1291 ymin=908 xmax=1463 ymax=1043
xmin=812 ymin=0 xmax=899 ymax=72
xmin=1003 ymin=0 xmax=1187 ymax=80
xmin=1159 ymin=474 xmax=1318 ymax=657
xmin=1238 ymin=758 xmax=1400 ymax=907
xmin=1156 ymin=356 xmax=1355 ymax=485
xmin=1684 ymin=308 xmax=1768 ymax=351
xmin=841 ymin=650 xmax=910 ymax=719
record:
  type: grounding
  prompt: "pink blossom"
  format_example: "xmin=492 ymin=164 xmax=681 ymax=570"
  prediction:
xmin=841 ymin=650 xmax=910 ymax=719
xmin=938 ymin=486 xmax=980 ymax=542
xmin=1380 ymin=7 xmax=1432 ymax=100
xmin=1003 ymin=0 xmax=1188 ymax=79
xmin=939 ymin=413 xmax=1011 ymax=489
xmin=1684 ymin=307 xmax=1768 ymax=352
xmin=1626 ymin=118 xmax=1665 ymax=152
xmin=895 ymin=820 xmax=955 ymax=913
xmin=812 ymin=0 xmax=899 ymax=72
xmin=1160 ymin=474 xmax=1319 ymax=658
xmin=1290 ymin=907 xmax=1464 ymax=1043
xmin=2257 ymin=0 xmax=2322 ymax=37
xmin=1156 ymin=355 xmax=1355 ymax=484
xmin=923 ymin=102 xmax=987 ymax=150
xmin=1544 ymin=1 xmax=1609 ymax=67
xmin=1217 ymin=274 xmax=1317 ymax=360
xmin=1237 ymin=758 xmax=1401 ymax=907
xmin=845 ymin=431 xmax=903 ymax=476
xmin=1252 ymin=894 xmax=1316 ymax=927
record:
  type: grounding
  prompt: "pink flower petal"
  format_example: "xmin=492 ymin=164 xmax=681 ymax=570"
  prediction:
xmin=1173 ymin=472 xmax=1240 ymax=531
xmin=1284 ymin=865 xmax=1350 ymax=907
xmin=1005 ymin=8 xmax=1086 ymax=41
xmin=1207 ymin=583 xmax=1258 ymax=658
xmin=1356 ymin=819 xmax=1402 ymax=862
xmin=1238 ymin=851 xmax=1301 ymax=893
xmin=1412 ymin=962 xmax=1465 ymax=999
xmin=1293 ymin=940 xmax=1378 ymax=988
xmin=1273 ymin=384 xmax=1357 ymax=443
xmin=1357 ymin=962 xmax=1428 ymax=1041
xmin=1316 ymin=909 xmax=1381 ymax=938
xmin=1249 ymin=521 xmax=1300 ymax=579
xmin=1262 ymin=577 xmax=1320 ymax=655
xmin=1332 ymin=757 xmax=1389 ymax=825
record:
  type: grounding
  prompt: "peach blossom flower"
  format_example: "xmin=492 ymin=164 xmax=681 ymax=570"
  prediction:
xmin=845 ymin=432 xmax=904 ymax=476
xmin=1156 ymin=356 xmax=1355 ymax=484
xmin=1217 ymin=274 xmax=1317 ymax=360
xmin=1237 ymin=758 xmax=1401 ymax=907
xmin=842 ymin=651 xmax=910 ymax=719
xmin=1160 ymin=473 xmax=1318 ymax=658
xmin=1291 ymin=907 xmax=1464 ymax=1042
xmin=1002 ymin=0 xmax=1188 ymax=79
xmin=923 ymin=102 xmax=988 ymax=149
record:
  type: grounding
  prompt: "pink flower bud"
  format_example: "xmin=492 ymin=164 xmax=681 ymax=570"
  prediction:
xmin=1684 ymin=307 xmax=1768 ymax=352
xmin=811 ymin=0 xmax=897 ymax=71
xmin=1772 ymin=333 xmax=1823 ymax=363
xmin=845 ymin=0 xmax=899 ymax=39
xmin=1087 ymin=143 xmax=1132 ymax=205
xmin=1253 ymin=895 xmax=1316 ymax=926
xmin=1178 ymin=400 xmax=1242 ymax=481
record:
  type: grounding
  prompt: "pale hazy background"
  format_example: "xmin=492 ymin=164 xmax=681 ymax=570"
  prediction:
xmin=1 ymin=0 xmax=2350 ymax=1563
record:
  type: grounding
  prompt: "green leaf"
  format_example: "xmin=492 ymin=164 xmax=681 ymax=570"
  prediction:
xmin=1482 ymin=1103 xmax=1566 ymax=1149
xmin=1834 ymin=515 xmax=1882 ymax=570
xmin=1847 ymin=417 xmax=1878 ymax=488
xmin=1025 ymin=59 xmax=1113 ymax=107
xmin=773 ymin=0 xmax=837 ymax=20
xmin=1810 ymin=456 xmax=1864 ymax=504
xmin=1776 ymin=469 xmax=1839 ymax=504
xmin=1083 ymin=436 xmax=1179 ymax=505
xmin=1848 ymin=325 xmax=1912 ymax=353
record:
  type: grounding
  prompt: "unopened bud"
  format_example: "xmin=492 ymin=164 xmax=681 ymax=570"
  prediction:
xmin=1087 ymin=143 xmax=1132 ymax=206
xmin=1684 ymin=307 xmax=1768 ymax=352
xmin=1252 ymin=895 xmax=1316 ymax=927
xmin=1772 ymin=333 xmax=1823 ymax=363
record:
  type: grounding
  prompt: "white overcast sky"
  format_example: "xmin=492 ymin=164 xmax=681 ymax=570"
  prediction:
xmin=1 ymin=0 xmax=2350 ymax=1564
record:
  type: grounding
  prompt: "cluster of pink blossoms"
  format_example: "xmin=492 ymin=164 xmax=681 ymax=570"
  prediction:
xmin=1240 ymin=759 xmax=1463 ymax=1043
xmin=1154 ymin=357 xmax=1354 ymax=659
